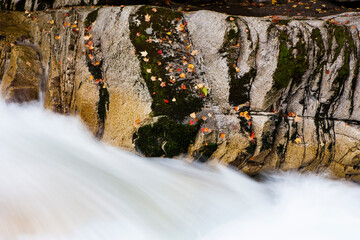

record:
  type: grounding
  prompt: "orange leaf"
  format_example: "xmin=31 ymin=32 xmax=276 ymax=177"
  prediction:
xmin=220 ymin=133 xmax=225 ymax=138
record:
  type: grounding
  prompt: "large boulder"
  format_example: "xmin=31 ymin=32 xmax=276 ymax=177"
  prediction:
xmin=1 ymin=7 xmax=360 ymax=180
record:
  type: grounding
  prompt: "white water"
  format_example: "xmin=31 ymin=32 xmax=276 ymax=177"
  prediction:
xmin=1 ymin=101 xmax=360 ymax=240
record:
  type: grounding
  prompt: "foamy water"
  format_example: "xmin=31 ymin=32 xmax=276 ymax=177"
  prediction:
xmin=0 ymin=101 xmax=359 ymax=240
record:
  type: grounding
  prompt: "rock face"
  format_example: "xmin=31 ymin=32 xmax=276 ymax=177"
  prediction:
xmin=1 ymin=6 xmax=360 ymax=180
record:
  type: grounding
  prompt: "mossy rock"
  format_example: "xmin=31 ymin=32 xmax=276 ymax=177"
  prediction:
xmin=133 ymin=117 xmax=200 ymax=158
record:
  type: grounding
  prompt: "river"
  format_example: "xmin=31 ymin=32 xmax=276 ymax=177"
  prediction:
xmin=0 ymin=101 xmax=359 ymax=240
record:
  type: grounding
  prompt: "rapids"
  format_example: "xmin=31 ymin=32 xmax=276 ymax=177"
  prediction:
xmin=0 ymin=101 xmax=360 ymax=240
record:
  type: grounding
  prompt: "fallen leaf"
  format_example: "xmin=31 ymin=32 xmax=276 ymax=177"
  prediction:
xmin=146 ymin=69 xmax=152 ymax=73
xmin=143 ymin=57 xmax=149 ymax=62
xmin=249 ymin=132 xmax=255 ymax=141
xmin=202 ymin=116 xmax=207 ymax=120
xmin=229 ymin=17 xmax=234 ymax=21
xmin=164 ymin=99 xmax=169 ymax=103
xmin=151 ymin=8 xmax=157 ymax=12
xmin=160 ymin=81 xmax=166 ymax=87
xmin=220 ymin=133 xmax=225 ymax=138
xmin=190 ymin=112 xmax=196 ymax=118
xmin=140 ymin=51 xmax=148 ymax=57
xmin=200 ymin=86 xmax=208 ymax=97
xmin=151 ymin=76 xmax=157 ymax=81
xmin=180 ymin=73 xmax=186 ymax=78
xmin=145 ymin=14 xmax=151 ymax=22
xmin=191 ymin=50 xmax=198 ymax=56
xmin=26 ymin=61 xmax=31 ymax=67
xmin=294 ymin=137 xmax=302 ymax=144
xmin=181 ymin=83 xmax=186 ymax=90
xmin=172 ymin=97 xmax=176 ymax=102
xmin=55 ymin=36 xmax=61 ymax=40
xmin=190 ymin=120 xmax=194 ymax=125
xmin=158 ymin=50 xmax=163 ymax=55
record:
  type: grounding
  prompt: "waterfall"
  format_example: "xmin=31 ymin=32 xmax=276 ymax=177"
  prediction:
xmin=1 ymin=100 xmax=360 ymax=240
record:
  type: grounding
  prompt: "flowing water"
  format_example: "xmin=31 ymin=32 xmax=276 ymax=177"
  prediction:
xmin=1 ymin=101 xmax=360 ymax=240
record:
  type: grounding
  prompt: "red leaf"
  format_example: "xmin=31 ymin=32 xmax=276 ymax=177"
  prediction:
xmin=190 ymin=120 xmax=194 ymax=125
xmin=181 ymin=83 xmax=186 ymax=90
xmin=164 ymin=99 xmax=169 ymax=103
xmin=177 ymin=68 xmax=182 ymax=72
xmin=158 ymin=50 xmax=163 ymax=55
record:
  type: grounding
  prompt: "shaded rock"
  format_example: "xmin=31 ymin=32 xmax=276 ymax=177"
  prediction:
xmin=1 ymin=45 xmax=42 ymax=103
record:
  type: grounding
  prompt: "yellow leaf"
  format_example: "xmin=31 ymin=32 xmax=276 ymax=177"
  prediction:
xmin=180 ymin=73 xmax=186 ymax=78
xmin=145 ymin=14 xmax=151 ymax=22
xmin=190 ymin=112 xmax=196 ymax=118
xmin=55 ymin=36 xmax=60 ymax=40
xmin=188 ymin=64 xmax=194 ymax=69
xmin=294 ymin=137 xmax=302 ymax=144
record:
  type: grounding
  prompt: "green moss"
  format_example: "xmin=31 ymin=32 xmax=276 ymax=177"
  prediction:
xmin=129 ymin=6 xmax=203 ymax=120
xmin=321 ymin=25 xmax=356 ymax=116
xmin=273 ymin=30 xmax=308 ymax=90
xmin=133 ymin=117 xmax=200 ymax=158
xmin=260 ymin=131 xmax=273 ymax=151
xmin=229 ymin=68 xmax=256 ymax=106
xmin=97 ymin=82 xmax=109 ymax=121
xmin=277 ymin=20 xmax=290 ymax=25
xmin=311 ymin=28 xmax=325 ymax=62
xmin=195 ymin=143 xmax=218 ymax=162
xmin=246 ymin=141 xmax=256 ymax=155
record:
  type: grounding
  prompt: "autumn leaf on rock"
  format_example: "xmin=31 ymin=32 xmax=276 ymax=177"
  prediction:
xmin=140 ymin=51 xmax=148 ymax=57
xmin=220 ymin=133 xmax=225 ymax=139
xmin=190 ymin=112 xmax=196 ymax=118
xmin=55 ymin=36 xmax=60 ymax=40
xmin=249 ymin=132 xmax=255 ymax=143
xmin=180 ymin=73 xmax=186 ymax=78
xmin=200 ymin=86 xmax=208 ymax=97
xmin=158 ymin=50 xmax=163 ymax=55
xmin=181 ymin=83 xmax=186 ymax=90
xmin=191 ymin=50 xmax=198 ymax=56
xmin=145 ymin=14 xmax=151 ymax=22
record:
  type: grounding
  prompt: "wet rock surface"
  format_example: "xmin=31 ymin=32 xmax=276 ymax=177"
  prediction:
xmin=1 ymin=5 xmax=360 ymax=180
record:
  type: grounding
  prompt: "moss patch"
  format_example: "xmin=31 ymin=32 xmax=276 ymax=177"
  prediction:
xmin=195 ymin=143 xmax=218 ymax=162
xmin=133 ymin=117 xmax=200 ymax=157
xmin=272 ymin=30 xmax=308 ymax=90
xmin=129 ymin=6 xmax=203 ymax=120
xmin=229 ymin=68 xmax=256 ymax=106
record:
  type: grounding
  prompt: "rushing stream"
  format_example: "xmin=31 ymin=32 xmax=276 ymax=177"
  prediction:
xmin=1 ymin=101 xmax=360 ymax=240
